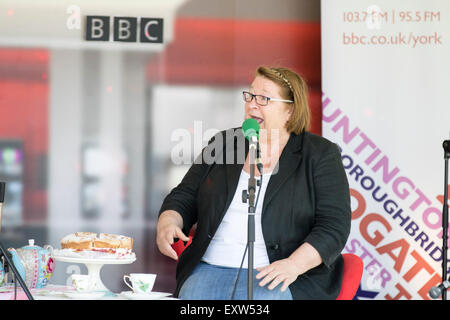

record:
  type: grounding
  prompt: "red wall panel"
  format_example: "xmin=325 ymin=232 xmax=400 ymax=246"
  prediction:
xmin=147 ymin=18 xmax=322 ymax=134
xmin=0 ymin=49 xmax=49 ymax=222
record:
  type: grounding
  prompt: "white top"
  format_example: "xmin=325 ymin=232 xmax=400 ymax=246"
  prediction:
xmin=201 ymin=169 xmax=271 ymax=268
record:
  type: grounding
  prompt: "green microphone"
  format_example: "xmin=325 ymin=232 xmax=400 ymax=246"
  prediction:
xmin=242 ymin=118 xmax=260 ymax=143
xmin=242 ymin=118 xmax=262 ymax=173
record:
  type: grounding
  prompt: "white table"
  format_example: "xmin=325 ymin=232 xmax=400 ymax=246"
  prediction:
xmin=0 ymin=284 xmax=176 ymax=300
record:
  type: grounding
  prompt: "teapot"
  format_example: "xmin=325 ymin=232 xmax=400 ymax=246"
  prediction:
xmin=0 ymin=261 xmax=4 ymax=286
xmin=8 ymin=239 xmax=54 ymax=289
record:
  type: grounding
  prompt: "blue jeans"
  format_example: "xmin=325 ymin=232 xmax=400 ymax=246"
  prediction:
xmin=179 ymin=261 xmax=293 ymax=300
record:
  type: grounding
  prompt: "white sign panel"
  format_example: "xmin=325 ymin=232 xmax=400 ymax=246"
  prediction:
xmin=321 ymin=0 xmax=450 ymax=299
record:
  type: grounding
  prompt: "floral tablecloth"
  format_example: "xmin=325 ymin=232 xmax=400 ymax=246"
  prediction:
xmin=0 ymin=284 xmax=74 ymax=300
xmin=0 ymin=284 xmax=177 ymax=300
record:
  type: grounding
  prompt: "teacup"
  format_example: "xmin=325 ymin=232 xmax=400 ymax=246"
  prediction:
xmin=123 ymin=273 xmax=156 ymax=294
xmin=71 ymin=274 xmax=93 ymax=292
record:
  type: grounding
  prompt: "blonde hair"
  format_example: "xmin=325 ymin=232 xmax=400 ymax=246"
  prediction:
xmin=255 ymin=66 xmax=310 ymax=134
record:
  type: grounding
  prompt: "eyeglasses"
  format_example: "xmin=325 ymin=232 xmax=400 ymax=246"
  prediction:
xmin=242 ymin=91 xmax=293 ymax=106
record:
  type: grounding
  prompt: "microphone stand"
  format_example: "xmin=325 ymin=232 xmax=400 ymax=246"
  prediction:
xmin=242 ymin=140 xmax=263 ymax=300
xmin=441 ymin=140 xmax=450 ymax=300
xmin=0 ymin=182 xmax=34 ymax=300
xmin=246 ymin=141 xmax=257 ymax=300
xmin=0 ymin=241 xmax=34 ymax=300
xmin=430 ymin=141 xmax=450 ymax=300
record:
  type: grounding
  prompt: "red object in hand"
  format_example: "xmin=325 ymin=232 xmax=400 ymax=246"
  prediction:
xmin=172 ymin=236 xmax=193 ymax=257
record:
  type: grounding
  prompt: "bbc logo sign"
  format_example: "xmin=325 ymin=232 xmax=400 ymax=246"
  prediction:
xmin=86 ymin=16 xmax=163 ymax=43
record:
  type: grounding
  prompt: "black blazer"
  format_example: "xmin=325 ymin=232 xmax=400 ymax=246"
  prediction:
xmin=159 ymin=128 xmax=351 ymax=299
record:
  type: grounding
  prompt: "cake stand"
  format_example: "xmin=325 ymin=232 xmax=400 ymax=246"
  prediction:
xmin=53 ymin=255 xmax=136 ymax=293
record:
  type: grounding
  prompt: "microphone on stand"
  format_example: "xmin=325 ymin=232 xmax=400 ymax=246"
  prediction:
xmin=241 ymin=118 xmax=262 ymax=300
xmin=242 ymin=118 xmax=263 ymax=174
xmin=444 ymin=140 xmax=450 ymax=154
xmin=432 ymin=140 xmax=450 ymax=300
xmin=429 ymin=280 xmax=450 ymax=299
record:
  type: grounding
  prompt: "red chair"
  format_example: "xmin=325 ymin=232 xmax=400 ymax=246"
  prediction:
xmin=336 ymin=253 xmax=364 ymax=300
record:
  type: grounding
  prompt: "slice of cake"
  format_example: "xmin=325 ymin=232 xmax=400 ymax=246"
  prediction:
xmin=60 ymin=232 xmax=133 ymax=251
xmin=61 ymin=233 xmax=96 ymax=250
xmin=118 ymin=235 xmax=133 ymax=250
xmin=94 ymin=233 xmax=121 ymax=249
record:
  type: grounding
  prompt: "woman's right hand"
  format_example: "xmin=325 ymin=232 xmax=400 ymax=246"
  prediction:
xmin=156 ymin=210 xmax=190 ymax=260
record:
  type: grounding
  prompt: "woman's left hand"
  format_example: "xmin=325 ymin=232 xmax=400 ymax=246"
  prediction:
xmin=255 ymin=258 xmax=303 ymax=292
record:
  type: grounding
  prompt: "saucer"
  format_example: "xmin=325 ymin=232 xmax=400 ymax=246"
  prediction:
xmin=64 ymin=291 xmax=106 ymax=300
xmin=119 ymin=291 xmax=171 ymax=300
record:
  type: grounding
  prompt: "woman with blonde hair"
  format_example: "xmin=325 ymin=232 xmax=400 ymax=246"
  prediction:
xmin=157 ymin=66 xmax=351 ymax=300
